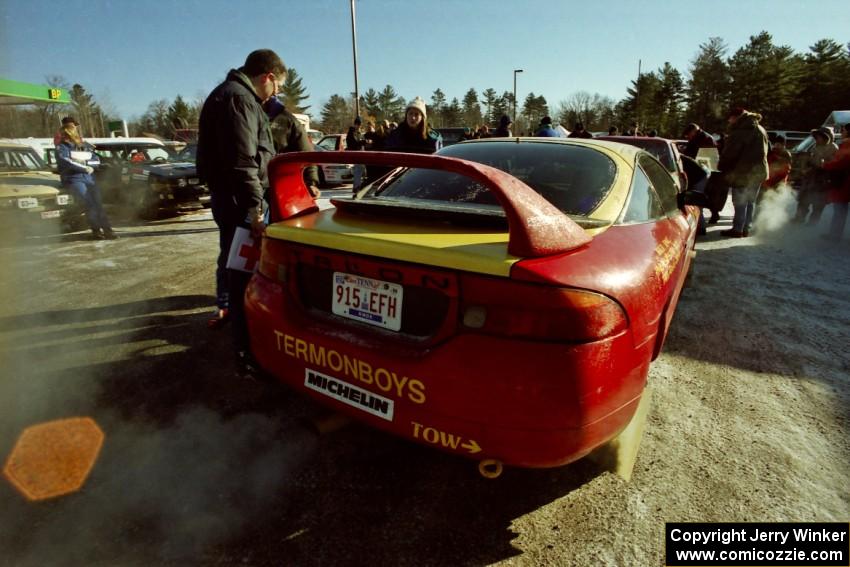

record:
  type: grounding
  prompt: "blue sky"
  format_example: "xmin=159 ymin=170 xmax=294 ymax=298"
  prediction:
xmin=1 ymin=0 xmax=848 ymax=121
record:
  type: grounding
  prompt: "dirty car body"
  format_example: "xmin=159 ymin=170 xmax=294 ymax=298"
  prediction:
xmin=245 ymin=138 xmax=699 ymax=468
xmin=125 ymin=143 xmax=209 ymax=218
xmin=0 ymin=142 xmax=73 ymax=237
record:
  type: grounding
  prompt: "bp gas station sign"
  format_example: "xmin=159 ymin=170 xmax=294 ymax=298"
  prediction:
xmin=0 ymin=77 xmax=71 ymax=105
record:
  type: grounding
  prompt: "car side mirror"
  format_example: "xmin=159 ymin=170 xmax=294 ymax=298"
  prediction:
xmin=678 ymin=190 xmax=709 ymax=210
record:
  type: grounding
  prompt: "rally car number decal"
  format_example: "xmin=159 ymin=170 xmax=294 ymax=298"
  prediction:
xmin=332 ymin=272 xmax=403 ymax=331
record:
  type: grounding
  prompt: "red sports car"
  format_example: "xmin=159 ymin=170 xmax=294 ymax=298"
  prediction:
xmin=245 ymin=138 xmax=701 ymax=477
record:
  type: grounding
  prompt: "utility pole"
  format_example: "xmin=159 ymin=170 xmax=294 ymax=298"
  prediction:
xmin=513 ymin=69 xmax=523 ymax=126
xmin=635 ymin=59 xmax=641 ymax=133
xmin=350 ymin=0 xmax=360 ymax=119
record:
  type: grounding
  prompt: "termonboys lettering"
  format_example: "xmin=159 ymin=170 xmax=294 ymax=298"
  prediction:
xmin=305 ymin=369 xmax=394 ymax=421
xmin=275 ymin=331 xmax=426 ymax=404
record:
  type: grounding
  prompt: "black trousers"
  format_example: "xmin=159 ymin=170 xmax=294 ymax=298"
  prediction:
xmin=211 ymin=192 xmax=252 ymax=355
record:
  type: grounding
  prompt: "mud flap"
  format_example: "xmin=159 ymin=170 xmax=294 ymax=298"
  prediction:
xmin=683 ymin=249 xmax=697 ymax=288
xmin=587 ymin=385 xmax=652 ymax=482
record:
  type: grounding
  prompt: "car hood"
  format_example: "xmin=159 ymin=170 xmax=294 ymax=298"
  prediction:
xmin=0 ymin=171 xmax=61 ymax=198
xmin=146 ymin=162 xmax=197 ymax=177
xmin=266 ymin=208 xmax=520 ymax=277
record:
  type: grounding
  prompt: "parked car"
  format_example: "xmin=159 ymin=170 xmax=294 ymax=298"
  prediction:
xmin=766 ymin=130 xmax=809 ymax=149
xmin=789 ymin=127 xmax=845 ymax=189
xmin=244 ymin=138 xmax=701 ymax=475
xmin=313 ymin=134 xmax=353 ymax=186
xmin=0 ymin=141 xmax=74 ymax=238
xmin=88 ymin=137 xmax=170 ymax=204
xmin=124 ymin=142 xmax=210 ymax=218
xmin=596 ymin=136 xmax=689 ymax=191
xmin=3 ymin=138 xmax=58 ymax=172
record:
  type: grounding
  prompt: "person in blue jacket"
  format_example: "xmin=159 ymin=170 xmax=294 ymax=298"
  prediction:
xmin=535 ymin=116 xmax=562 ymax=137
xmin=55 ymin=117 xmax=117 ymax=240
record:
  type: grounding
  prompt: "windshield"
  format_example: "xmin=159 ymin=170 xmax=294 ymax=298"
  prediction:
xmin=368 ymin=141 xmax=617 ymax=216
xmin=176 ymin=144 xmax=197 ymax=162
xmin=95 ymin=144 xmax=170 ymax=162
xmin=0 ymin=147 xmax=49 ymax=172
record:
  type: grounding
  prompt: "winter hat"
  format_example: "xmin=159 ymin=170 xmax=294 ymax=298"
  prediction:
xmin=811 ymin=126 xmax=834 ymax=143
xmin=264 ymin=96 xmax=285 ymax=120
xmin=62 ymin=116 xmax=78 ymax=126
xmin=541 ymin=116 xmax=552 ymax=125
xmin=406 ymin=97 xmax=427 ymax=120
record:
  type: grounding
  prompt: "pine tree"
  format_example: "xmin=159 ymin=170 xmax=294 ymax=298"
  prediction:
xmin=281 ymin=68 xmax=310 ymax=113
xmin=378 ymin=85 xmax=405 ymax=122
xmin=443 ymin=98 xmax=462 ymax=126
xmin=793 ymin=39 xmax=850 ymax=128
xmin=480 ymin=88 xmax=497 ymax=124
xmin=462 ymin=88 xmax=482 ymax=127
xmin=319 ymin=94 xmax=350 ymax=134
xmin=362 ymin=88 xmax=381 ymax=120
xmin=492 ymin=93 xmax=509 ymax=125
xmin=654 ymin=63 xmax=685 ymax=137
xmin=727 ymin=32 xmax=801 ymax=127
xmin=685 ymin=37 xmax=731 ymax=135
xmin=430 ymin=89 xmax=447 ymax=128
xmin=167 ymin=95 xmax=192 ymax=131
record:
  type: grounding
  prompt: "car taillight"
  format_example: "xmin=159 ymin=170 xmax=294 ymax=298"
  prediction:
xmin=258 ymin=238 xmax=289 ymax=283
xmin=459 ymin=274 xmax=627 ymax=342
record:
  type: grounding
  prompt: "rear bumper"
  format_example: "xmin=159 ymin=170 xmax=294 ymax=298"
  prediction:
xmin=245 ymin=273 xmax=651 ymax=468
xmin=0 ymin=207 xmax=66 ymax=222
xmin=154 ymin=184 xmax=210 ymax=208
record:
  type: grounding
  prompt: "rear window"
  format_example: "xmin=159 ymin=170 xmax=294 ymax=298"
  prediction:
xmin=370 ymin=141 xmax=617 ymax=216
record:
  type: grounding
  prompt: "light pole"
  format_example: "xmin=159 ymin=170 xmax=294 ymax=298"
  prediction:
xmin=350 ymin=0 xmax=360 ymax=120
xmin=512 ymin=69 xmax=523 ymax=126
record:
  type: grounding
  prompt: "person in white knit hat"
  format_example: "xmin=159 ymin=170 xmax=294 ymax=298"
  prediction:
xmin=385 ymin=96 xmax=442 ymax=154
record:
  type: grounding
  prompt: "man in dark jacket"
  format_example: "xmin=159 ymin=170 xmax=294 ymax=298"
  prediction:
xmin=265 ymin=96 xmax=320 ymax=194
xmin=567 ymin=122 xmax=593 ymax=139
xmin=682 ymin=123 xmax=716 ymax=159
xmin=716 ymin=107 xmax=768 ymax=237
xmin=493 ymin=115 xmax=513 ymax=138
xmin=197 ymin=48 xmax=286 ymax=378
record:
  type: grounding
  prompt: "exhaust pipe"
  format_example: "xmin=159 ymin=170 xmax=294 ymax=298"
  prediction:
xmin=302 ymin=413 xmax=351 ymax=436
xmin=478 ymin=459 xmax=503 ymax=479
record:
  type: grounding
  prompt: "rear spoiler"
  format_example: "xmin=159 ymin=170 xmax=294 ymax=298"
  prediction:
xmin=267 ymin=151 xmax=591 ymax=258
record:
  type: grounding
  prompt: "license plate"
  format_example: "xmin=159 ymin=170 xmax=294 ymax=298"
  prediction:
xmin=332 ymin=272 xmax=403 ymax=331
xmin=40 ymin=210 xmax=61 ymax=219
xmin=17 ymin=197 xmax=38 ymax=209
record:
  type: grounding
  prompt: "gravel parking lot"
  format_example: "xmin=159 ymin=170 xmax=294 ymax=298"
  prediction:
xmin=0 ymin=196 xmax=847 ymax=566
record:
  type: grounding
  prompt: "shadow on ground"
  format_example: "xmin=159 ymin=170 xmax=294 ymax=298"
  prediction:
xmin=663 ymin=231 xmax=850 ymax=381
xmin=0 ymin=295 xmax=603 ymax=566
